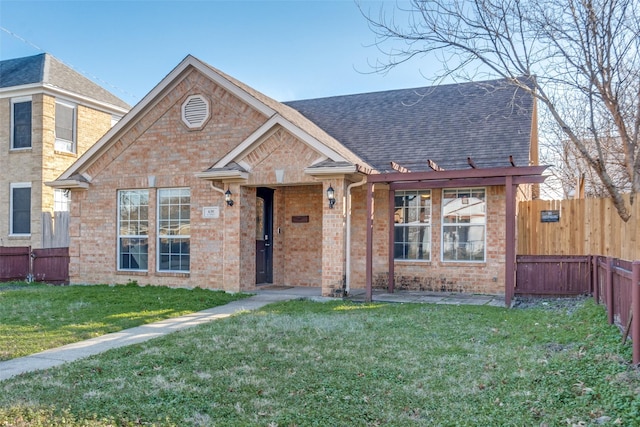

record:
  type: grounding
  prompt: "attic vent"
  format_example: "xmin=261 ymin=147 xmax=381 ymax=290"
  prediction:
xmin=181 ymin=95 xmax=210 ymax=129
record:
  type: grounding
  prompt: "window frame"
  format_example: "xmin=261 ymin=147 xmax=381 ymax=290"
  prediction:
xmin=10 ymin=97 xmax=32 ymax=150
xmin=117 ymin=189 xmax=149 ymax=272
xmin=394 ymin=189 xmax=432 ymax=262
xmin=441 ymin=187 xmax=487 ymax=263
xmin=54 ymin=99 xmax=77 ymax=153
xmin=10 ymin=182 xmax=31 ymax=236
xmin=53 ymin=189 xmax=71 ymax=212
xmin=157 ymin=188 xmax=191 ymax=273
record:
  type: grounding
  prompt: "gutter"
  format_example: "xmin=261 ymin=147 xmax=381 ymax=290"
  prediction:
xmin=345 ymin=177 xmax=367 ymax=294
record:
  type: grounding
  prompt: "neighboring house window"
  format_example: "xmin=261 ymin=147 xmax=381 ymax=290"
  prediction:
xmin=118 ymin=190 xmax=149 ymax=271
xmin=157 ymin=188 xmax=190 ymax=272
xmin=442 ymin=188 xmax=486 ymax=262
xmin=55 ymin=100 xmax=77 ymax=153
xmin=394 ymin=190 xmax=431 ymax=260
xmin=10 ymin=183 xmax=31 ymax=235
xmin=11 ymin=98 xmax=32 ymax=149
xmin=54 ymin=189 xmax=71 ymax=212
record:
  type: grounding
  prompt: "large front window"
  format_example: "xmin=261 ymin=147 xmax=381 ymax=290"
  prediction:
xmin=11 ymin=99 xmax=32 ymax=149
xmin=157 ymin=188 xmax=190 ymax=272
xmin=442 ymin=188 xmax=486 ymax=262
xmin=118 ymin=190 xmax=149 ymax=271
xmin=394 ymin=190 xmax=431 ymax=260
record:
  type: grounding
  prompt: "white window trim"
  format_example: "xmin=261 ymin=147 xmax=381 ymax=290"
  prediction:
xmin=10 ymin=96 xmax=33 ymax=151
xmin=9 ymin=182 xmax=31 ymax=236
xmin=54 ymin=99 xmax=77 ymax=153
xmin=394 ymin=189 xmax=432 ymax=262
xmin=157 ymin=188 xmax=191 ymax=273
xmin=117 ymin=189 xmax=149 ymax=272
xmin=441 ymin=187 xmax=487 ymax=263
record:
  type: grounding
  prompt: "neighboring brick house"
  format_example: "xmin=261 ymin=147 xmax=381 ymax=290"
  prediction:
xmin=0 ymin=53 xmax=130 ymax=248
xmin=48 ymin=55 xmax=543 ymax=300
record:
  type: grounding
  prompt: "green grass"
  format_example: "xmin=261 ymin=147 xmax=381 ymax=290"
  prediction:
xmin=1 ymin=298 xmax=639 ymax=426
xmin=0 ymin=282 xmax=250 ymax=361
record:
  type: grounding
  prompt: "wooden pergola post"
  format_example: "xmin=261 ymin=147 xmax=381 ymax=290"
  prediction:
xmin=505 ymin=175 xmax=516 ymax=307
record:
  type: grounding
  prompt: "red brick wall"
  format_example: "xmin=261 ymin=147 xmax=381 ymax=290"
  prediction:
xmin=69 ymin=69 xmax=266 ymax=289
xmin=282 ymin=185 xmax=322 ymax=287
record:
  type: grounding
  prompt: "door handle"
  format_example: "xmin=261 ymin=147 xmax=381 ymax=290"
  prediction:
xmin=265 ymin=243 xmax=271 ymax=247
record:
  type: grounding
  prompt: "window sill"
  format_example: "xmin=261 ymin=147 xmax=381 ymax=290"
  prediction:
xmin=54 ymin=149 xmax=77 ymax=157
xmin=116 ymin=271 xmax=148 ymax=276
xmin=441 ymin=261 xmax=487 ymax=267
xmin=8 ymin=234 xmax=31 ymax=239
xmin=9 ymin=148 xmax=32 ymax=152
xmin=156 ymin=271 xmax=190 ymax=278
xmin=394 ymin=259 xmax=432 ymax=264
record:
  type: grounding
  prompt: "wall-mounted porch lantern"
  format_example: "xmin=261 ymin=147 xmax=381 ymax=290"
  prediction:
xmin=327 ymin=185 xmax=336 ymax=209
xmin=225 ymin=189 xmax=234 ymax=207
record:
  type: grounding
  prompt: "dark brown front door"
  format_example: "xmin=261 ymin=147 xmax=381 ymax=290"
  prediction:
xmin=256 ymin=187 xmax=273 ymax=284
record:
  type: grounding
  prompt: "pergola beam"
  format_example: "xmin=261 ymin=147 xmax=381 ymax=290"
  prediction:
xmin=368 ymin=165 xmax=548 ymax=183
xmin=390 ymin=161 xmax=411 ymax=173
xmin=427 ymin=159 xmax=445 ymax=171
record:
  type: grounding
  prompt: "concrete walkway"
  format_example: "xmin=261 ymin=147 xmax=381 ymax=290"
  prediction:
xmin=0 ymin=286 xmax=503 ymax=381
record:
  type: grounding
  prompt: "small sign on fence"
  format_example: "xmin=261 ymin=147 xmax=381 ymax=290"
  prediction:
xmin=540 ymin=210 xmax=560 ymax=223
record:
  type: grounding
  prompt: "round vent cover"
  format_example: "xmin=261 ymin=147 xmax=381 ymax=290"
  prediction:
xmin=181 ymin=95 xmax=210 ymax=129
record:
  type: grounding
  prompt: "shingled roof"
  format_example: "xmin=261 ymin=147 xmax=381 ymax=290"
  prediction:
xmin=0 ymin=53 xmax=130 ymax=110
xmin=285 ymin=78 xmax=534 ymax=173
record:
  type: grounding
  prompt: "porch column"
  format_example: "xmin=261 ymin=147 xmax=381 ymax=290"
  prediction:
xmin=322 ymin=179 xmax=346 ymax=296
xmin=222 ymin=183 xmax=242 ymax=292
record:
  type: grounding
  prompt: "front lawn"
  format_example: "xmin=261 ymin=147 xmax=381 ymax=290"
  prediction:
xmin=0 ymin=282 xmax=250 ymax=361
xmin=1 ymin=298 xmax=639 ymax=426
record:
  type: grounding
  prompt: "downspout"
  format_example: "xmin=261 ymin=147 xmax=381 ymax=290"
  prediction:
xmin=210 ymin=181 xmax=226 ymax=196
xmin=345 ymin=177 xmax=367 ymax=294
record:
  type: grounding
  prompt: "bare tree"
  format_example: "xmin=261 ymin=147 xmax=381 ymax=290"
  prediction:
xmin=361 ymin=0 xmax=640 ymax=220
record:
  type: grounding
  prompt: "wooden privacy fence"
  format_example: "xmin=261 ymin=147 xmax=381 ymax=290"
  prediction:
xmin=517 ymin=193 xmax=640 ymax=260
xmin=515 ymin=255 xmax=592 ymax=296
xmin=592 ymin=257 xmax=640 ymax=365
xmin=0 ymin=246 xmax=69 ymax=285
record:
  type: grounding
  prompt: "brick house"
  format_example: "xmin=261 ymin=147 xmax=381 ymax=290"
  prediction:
xmin=48 ymin=55 xmax=544 ymax=301
xmin=1 ymin=53 xmax=130 ymax=248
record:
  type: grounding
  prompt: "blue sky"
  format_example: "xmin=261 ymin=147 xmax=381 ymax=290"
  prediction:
xmin=0 ymin=0 xmax=440 ymax=105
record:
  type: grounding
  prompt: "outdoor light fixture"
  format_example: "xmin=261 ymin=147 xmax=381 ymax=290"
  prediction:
xmin=225 ymin=189 xmax=234 ymax=207
xmin=327 ymin=185 xmax=336 ymax=209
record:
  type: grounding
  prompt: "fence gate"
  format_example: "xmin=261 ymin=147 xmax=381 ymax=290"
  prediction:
xmin=516 ymin=255 xmax=592 ymax=296
xmin=0 ymin=246 xmax=69 ymax=284
xmin=0 ymin=246 xmax=30 ymax=281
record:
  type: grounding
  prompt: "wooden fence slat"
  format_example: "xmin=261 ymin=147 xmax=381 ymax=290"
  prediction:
xmin=518 ymin=193 xmax=640 ymax=260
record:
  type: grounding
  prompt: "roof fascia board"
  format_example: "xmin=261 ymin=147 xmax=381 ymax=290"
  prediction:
xmin=44 ymin=179 xmax=89 ymax=190
xmin=213 ymin=115 xmax=348 ymax=169
xmin=303 ymin=165 xmax=358 ymax=176
xmin=42 ymin=85 xmax=130 ymax=115
xmin=57 ymin=55 xmax=277 ymax=180
xmin=194 ymin=170 xmax=249 ymax=182
xmin=193 ymin=58 xmax=276 ymax=117
xmin=0 ymin=83 xmax=129 ymax=115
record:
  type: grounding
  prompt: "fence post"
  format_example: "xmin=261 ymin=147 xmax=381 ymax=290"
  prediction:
xmin=632 ymin=262 xmax=640 ymax=365
xmin=606 ymin=257 xmax=614 ymax=325
xmin=592 ymin=256 xmax=599 ymax=304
